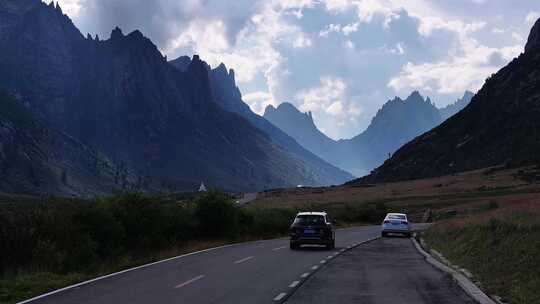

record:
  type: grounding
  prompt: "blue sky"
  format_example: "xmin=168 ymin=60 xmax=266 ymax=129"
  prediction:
xmin=56 ymin=0 xmax=540 ymax=139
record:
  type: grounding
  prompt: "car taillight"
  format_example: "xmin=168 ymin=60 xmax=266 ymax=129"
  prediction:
xmin=401 ymin=221 xmax=408 ymax=225
xmin=383 ymin=220 xmax=390 ymax=224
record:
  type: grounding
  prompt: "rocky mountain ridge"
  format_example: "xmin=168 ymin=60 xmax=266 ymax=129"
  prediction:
xmin=0 ymin=0 xmax=351 ymax=194
xmin=264 ymin=91 xmax=473 ymax=176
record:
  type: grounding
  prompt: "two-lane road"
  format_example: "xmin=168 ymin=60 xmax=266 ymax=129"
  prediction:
xmin=25 ymin=226 xmax=382 ymax=304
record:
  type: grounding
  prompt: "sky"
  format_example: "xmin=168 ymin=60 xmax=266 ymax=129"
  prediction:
xmin=55 ymin=0 xmax=540 ymax=140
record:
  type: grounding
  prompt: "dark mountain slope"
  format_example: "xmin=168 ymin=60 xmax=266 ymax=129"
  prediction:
xmin=0 ymin=90 xmax=135 ymax=195
xmin=346 ymin=91 xmax=441 ymax=170
xmin=439 ymin=91 xmax=474 ymax=121
xmin=0 ymin=1 xmax=350 ymax=192
xmin=170 ymin=56 xmax=354 ymax=183
xmin=360 ymin=18 xmax=540 ymax=183
xmin=263 ymin=102 xmax=339 ymax=169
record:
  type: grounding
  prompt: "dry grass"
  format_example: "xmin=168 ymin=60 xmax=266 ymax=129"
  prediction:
xmin=250 ymin=166 xmax=540 ymax=221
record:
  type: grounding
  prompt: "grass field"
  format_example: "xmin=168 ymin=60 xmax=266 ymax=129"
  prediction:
xmin=250 ymin=166 xmax=540 ymax=222
xmin=424 ymin=201 xmax=540 ymax=304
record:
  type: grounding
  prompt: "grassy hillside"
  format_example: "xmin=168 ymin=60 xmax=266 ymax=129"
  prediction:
xmin=424 ymin=202 xmax=540 ymax=304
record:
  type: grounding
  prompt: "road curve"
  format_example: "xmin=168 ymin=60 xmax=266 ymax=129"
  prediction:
xmin=24 ymin=226 xmax=381 ymax=304
xmin=286 ymin=237 xmax=475 ymax=304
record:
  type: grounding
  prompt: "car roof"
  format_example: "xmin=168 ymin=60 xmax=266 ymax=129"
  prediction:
xmin=385 ymin=213 xmax=407 ymax=217
xmin=297 ymin=212 xmax=326 ymax=216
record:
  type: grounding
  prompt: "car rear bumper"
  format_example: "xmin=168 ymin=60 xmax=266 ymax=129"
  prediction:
xmin=290 ymin=236 xmax=333 ymax=245
xmin=382 ymin=228 xmax=410 ymax=234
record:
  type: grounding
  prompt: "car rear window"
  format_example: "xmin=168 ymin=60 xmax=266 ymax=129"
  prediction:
xmin=387 ymin=215 xmax=406 ymax=220
xmin=294 ymin=215 xmax=325 ymax=225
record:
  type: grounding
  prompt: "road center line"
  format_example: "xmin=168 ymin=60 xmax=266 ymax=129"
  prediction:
xmin=320 ymin=260 xmax=326 ymax=264
xmin=311 ymin=265 xmax=319 ymax=270
xmin=234 ymin=256 xmax=254 ymax=264
xmin=174 ymin=275 xmax=205 ymax=289
xmin=327 ymin=255 xmax=333 ymax=259
xmin=289 ymin=281 xmax=300 ymax=288
xmin=301 ymin=272 xmax=310 ymax=278
xmin=274 ymin=292 xmax=287 ymax=301
xmin=272 ymin=246 xmax=286 ymax=251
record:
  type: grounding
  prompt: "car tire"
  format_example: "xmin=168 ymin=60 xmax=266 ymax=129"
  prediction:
xmin=381 ymin=232 xmax=387 ymax=237
xmin=405 ymin=232 xmax=412 ymax=238
xmin=290 ymin=243 xmax=298 ymax=250
xmin=326 ymin=240 xmax=335 ymax=250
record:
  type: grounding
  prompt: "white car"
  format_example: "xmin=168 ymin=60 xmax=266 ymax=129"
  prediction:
xmin=381 ymin=213 xmax=411 ymax=237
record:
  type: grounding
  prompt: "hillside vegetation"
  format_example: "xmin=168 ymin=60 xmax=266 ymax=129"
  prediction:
xmin=424 ymin=202 xmax=540 ymax=304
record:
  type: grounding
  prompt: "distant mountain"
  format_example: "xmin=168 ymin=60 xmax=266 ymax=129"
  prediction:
xmin=170 ymin=56 xmax=354 ymax=183
xmin=0 ymin=0 xmax=351 ymax=194
xmin=439 ymin=91 xmax=474 ymax=121
xmin=346 ymin=91 xmax=441 ymax=171
xmin=264 ymin=91 xmax=473 ymax=176
xmin=263 ymin=102 xmax=338 ymax=169
xmin=0 ymin=90 xmax=136 ymax=195
xmin=359 ymin=18 xmax=540 ymax=183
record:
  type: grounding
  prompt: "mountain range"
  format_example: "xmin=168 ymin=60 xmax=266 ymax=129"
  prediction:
xmin=0 ymin=0 xmax=352 ymax=195
xmin=359 ymin=18 xmax=540 ymax=183
xmin=264 ymin=91 xmax=474 ymax=176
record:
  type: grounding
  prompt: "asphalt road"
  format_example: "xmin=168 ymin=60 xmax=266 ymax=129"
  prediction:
xmin=286 ymin=236 xmax=475 ymax=304
xmin=25 ymin=226 xmax=382 ymax=304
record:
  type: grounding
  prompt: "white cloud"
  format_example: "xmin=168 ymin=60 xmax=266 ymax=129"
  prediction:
xmin=388 ymin=44 xmax=522 ymax=94
xmin=342 ymin=22 xmax=359 ymax=35
xmin=293 ymin=33 xmax=312 ymax=48
xmin=344 ymin=40 xmax=355 ymax=49
xmin=243 ymin=91 xmax=277 ymax=114
xmin=296 ymin=77 xmax=346 ymax=113
xmin=348 ymin=103 xmax=363 ymax=117
xmin=56 ymin=0 xmax=83 ymax=18
xmin=381 ymin=42 xmax=405 ymax=55
xmin=326 ymin=101 xmax=344 ymax=115
xmin=526 ymin=11 xmax=540 ymax=24
xmin=166 ymin=20 xmax=229 ymax=54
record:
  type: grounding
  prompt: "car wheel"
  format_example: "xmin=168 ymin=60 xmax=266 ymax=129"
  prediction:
xmin=290 ymin=242 xmax=298 ymax=250
xmin=326 ymin=240 xmax=335 ymax=250
xmin=381 ymin=232 xmax=387 ymax=237
xmin=405 ymin=232 xmax=412 ymax=238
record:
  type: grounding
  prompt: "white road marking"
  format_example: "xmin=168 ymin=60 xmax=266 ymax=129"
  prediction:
xmin=289 ymin=281 xmax=300 ymax=288
xmin=174 ymin=275 xmax=205 ymax=289
xmin=234 ymin=256 xmax=254 ymax=264
xmin=301 ymin=272 xmax=310 ymax=278
xmin=327 ymin=255 xmax=333 ymax=259
xmin=340 ymin=249 xmax=346 ymax=252
xmin=274 ymin=292 xmax=287 ymax=301
xmin=320 ymin=260 xmax=326 ymax=264
xmin=311 ymin=265 xmax=319 ymax=270
xmin=272 ymin=246 xmax=286 ymax=251
xmin=334 ymin=251 xmax=340 ymax=255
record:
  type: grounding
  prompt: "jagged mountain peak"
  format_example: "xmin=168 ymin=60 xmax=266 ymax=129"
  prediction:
xmin=265 ymin=102 xmax=315 ymax=124
xmin=212 ymin=62 xmax=236 ymax=84
xmin=406 ymin=90 xmax=424 ymax=101
xmin=110 ymin=26 xmax=124 ymax=39
xmin=525 ymin=17 xmax=540 ymax=53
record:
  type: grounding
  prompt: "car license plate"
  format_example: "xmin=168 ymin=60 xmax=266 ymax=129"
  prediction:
xmin=391 ymin=222 xmax=399 ymax=225
xmin=304 ymin=229 xmax=315 ymax=234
